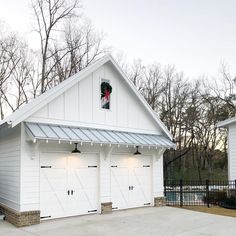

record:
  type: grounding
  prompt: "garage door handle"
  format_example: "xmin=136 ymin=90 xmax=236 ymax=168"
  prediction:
xmin=41 ymin=166 xmax=52 ymax=168
xmin=67 ymin=190 xmax=70 ymax=195
xmin=129 ymin=186 xmax=134 ymax=190
xmin=71 ymin=190 xmax=75 ymax=195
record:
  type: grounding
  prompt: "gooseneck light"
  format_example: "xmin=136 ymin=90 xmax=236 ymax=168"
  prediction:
xmin=72 ymin=143 xmax=81 ymax=154
xmin=134 ymin=146 xmax=141 ymax=155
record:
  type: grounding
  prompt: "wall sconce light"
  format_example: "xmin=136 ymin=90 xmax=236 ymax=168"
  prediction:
xmin=134 ymin=146 xmax=141 ymax=155
xmin=72 ymin=143 xmax=81 ymax=154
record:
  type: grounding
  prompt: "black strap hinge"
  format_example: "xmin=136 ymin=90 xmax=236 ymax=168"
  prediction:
xmin=144 ymin=203 xmax=151 ymax=206
xmin=88 ymin=165 xmax=97 ymax=168
xmin=88 ymin=209 xmax=97 ymax=213
xmin=41 ymin=166 xmax=52 ymax=168
xmin=40 ymin=216 xmax=51 ymax=219
xmin=143 ymin=165 xmax=150 ymax=168
xmin=111 ymin=165 xmax=118 ymax=168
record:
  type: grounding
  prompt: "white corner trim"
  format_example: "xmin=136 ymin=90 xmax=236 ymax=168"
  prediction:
xmin=154 ymin=148 xmax=166 ymax=161
xmin=31 ymin=142 xmax=39 ymax=160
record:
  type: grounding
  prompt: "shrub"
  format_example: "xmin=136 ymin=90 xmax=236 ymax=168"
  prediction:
xmin=203 ymin=190 xmax=227 ymax=205
xmin=222 ymin=196 xmax=236 ymax=207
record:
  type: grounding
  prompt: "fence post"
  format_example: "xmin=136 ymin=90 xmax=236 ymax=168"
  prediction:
xmin=234 ymin=180 xmax=236 ymax=196
xmin=206 ymin=179 xmax=210 ymax=208
xmin=164 ymin=180 xmax=167 ymax=197
xmin=180 ymin=179 xmax=183 ymax=207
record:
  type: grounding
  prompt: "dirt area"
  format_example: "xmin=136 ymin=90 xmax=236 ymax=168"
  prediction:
xmin=174 ymin=205 xmax=236 ymax=218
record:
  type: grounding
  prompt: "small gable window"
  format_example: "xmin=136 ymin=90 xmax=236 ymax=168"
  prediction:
xmin=101 ymin=79 xmax=112 ymax=110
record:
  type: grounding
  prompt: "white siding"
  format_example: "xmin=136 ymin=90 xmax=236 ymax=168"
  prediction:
xmin=27 ymin=63 xmax=161 ymax=134
xmin=228 ymin=125 xmax=236 ymax=180
xmin=0 ymin=125 xmax=21 ymax=211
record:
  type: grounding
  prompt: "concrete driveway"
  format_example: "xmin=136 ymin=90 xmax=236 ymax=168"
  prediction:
xmin=0 ymin=207 xmax=236 ymax=236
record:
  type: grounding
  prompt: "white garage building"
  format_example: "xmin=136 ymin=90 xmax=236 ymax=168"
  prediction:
xmin=0 ymin=55 xmax=175 ymax=226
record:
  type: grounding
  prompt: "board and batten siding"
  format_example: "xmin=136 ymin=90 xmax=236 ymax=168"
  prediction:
xmin=228 ymin=124 xmax=236 ymax=180
xmin=26 ymin=62 xmax=161 ymax=135
xmin=0 ymin=125 xmax=21 ymax=211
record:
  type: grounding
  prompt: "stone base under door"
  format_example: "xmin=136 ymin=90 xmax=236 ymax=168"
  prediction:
xmin=101 ymin=202 xmax=112 ymax=214
xmin=0 ymin=203 xmax=40 ymax=227
xmin=154 ymin=197 xmax=166 ymax=207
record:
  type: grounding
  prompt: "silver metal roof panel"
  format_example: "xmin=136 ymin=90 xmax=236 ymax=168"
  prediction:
xmin=25 ymin=122 xmax=175 ymax=149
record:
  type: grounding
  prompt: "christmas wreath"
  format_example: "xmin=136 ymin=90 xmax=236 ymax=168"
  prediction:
xmin=101 ymin=82 xmax=112 ymax=96
xmin=101 ymin=81 xmax=112 ymax=109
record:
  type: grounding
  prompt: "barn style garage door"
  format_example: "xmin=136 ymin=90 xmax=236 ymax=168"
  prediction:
xmin=40 ymin=152 xmax=98 ymax=220
xmin=111 ymin=154 xmax=152 ymax=210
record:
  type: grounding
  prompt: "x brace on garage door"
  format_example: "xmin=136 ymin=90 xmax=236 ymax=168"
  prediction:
xmin=40 ymin=153 xmax=98 ymax=219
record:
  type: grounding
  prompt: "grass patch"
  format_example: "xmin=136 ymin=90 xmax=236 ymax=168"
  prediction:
xmin=175 ymin=206 xmax=236 ymax=218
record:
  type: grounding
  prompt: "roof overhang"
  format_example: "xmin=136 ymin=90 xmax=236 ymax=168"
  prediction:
xmin=25 ymin=122 xmax=176 ymax=149
xmin=216 ymin=117 xmax=236 ymax=128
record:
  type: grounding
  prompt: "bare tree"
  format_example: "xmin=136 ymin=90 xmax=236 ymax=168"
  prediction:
xmin=49 ymin=19 xmax=108 ymax=84
xmin=0 ymin=34 xmax=21 ymax=118
xmin=128 ymin=60 xmax=229 ymax=180
xmin=32 ymin=0 xmax=80 ymax=93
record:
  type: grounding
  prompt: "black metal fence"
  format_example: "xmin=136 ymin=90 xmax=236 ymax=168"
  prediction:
xmin=164 ymin=179 xmax=236 ymax=207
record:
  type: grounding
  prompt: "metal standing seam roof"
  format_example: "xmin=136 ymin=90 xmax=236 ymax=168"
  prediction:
xmin=25 ymin=122 xmax=176 ymax=149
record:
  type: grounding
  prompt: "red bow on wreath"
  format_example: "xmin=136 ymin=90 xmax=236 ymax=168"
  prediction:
xmin=104 ymin=88 xmax=110 ymax=100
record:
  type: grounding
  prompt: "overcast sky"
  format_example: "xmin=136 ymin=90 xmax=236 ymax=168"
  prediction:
xmin=0 ymin=0 xmax=235 ymax=78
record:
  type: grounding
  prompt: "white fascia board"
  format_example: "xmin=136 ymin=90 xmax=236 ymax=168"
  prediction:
xmin=216 ymin=117 xmax=236 ymax=128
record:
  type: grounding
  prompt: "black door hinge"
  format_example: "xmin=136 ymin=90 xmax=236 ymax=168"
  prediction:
xmin=88 ymin=209 xmax=97 ymax=213
xmin=41 ymin=166 xmax=52 ymax=168
xmin=144 ymin=203 xmax=151 ymax=206
xmin=40 ymin=216 xmax=51 ymax=219
xmin=111 ymin=165 xmax=118 ymax=168
xmin=143 ymin=165 xmax=150 ymax=167
xmin=112 ymin=207 xmax=118 ymax=210
xmin=88 ymin=165 xmax=97 ymax=168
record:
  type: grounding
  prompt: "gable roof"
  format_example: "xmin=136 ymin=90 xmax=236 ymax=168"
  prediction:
xmin=0 ymin=54 xmax=173 ymax=140
xmin=217 ymin=117 xmax=236 ymax=128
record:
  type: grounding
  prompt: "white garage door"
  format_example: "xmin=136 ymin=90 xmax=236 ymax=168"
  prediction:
xmin=40 ymin=152 xmax=98 ymax=220
xmin=111 ymin=154 xmax=152 ymax=210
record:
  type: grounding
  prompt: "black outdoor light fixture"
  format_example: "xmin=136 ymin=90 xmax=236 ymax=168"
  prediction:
xmin=72 ymin=143 xmax=81 ymax=154
xmin=134 ymin=146 xmax=141 ymax=155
